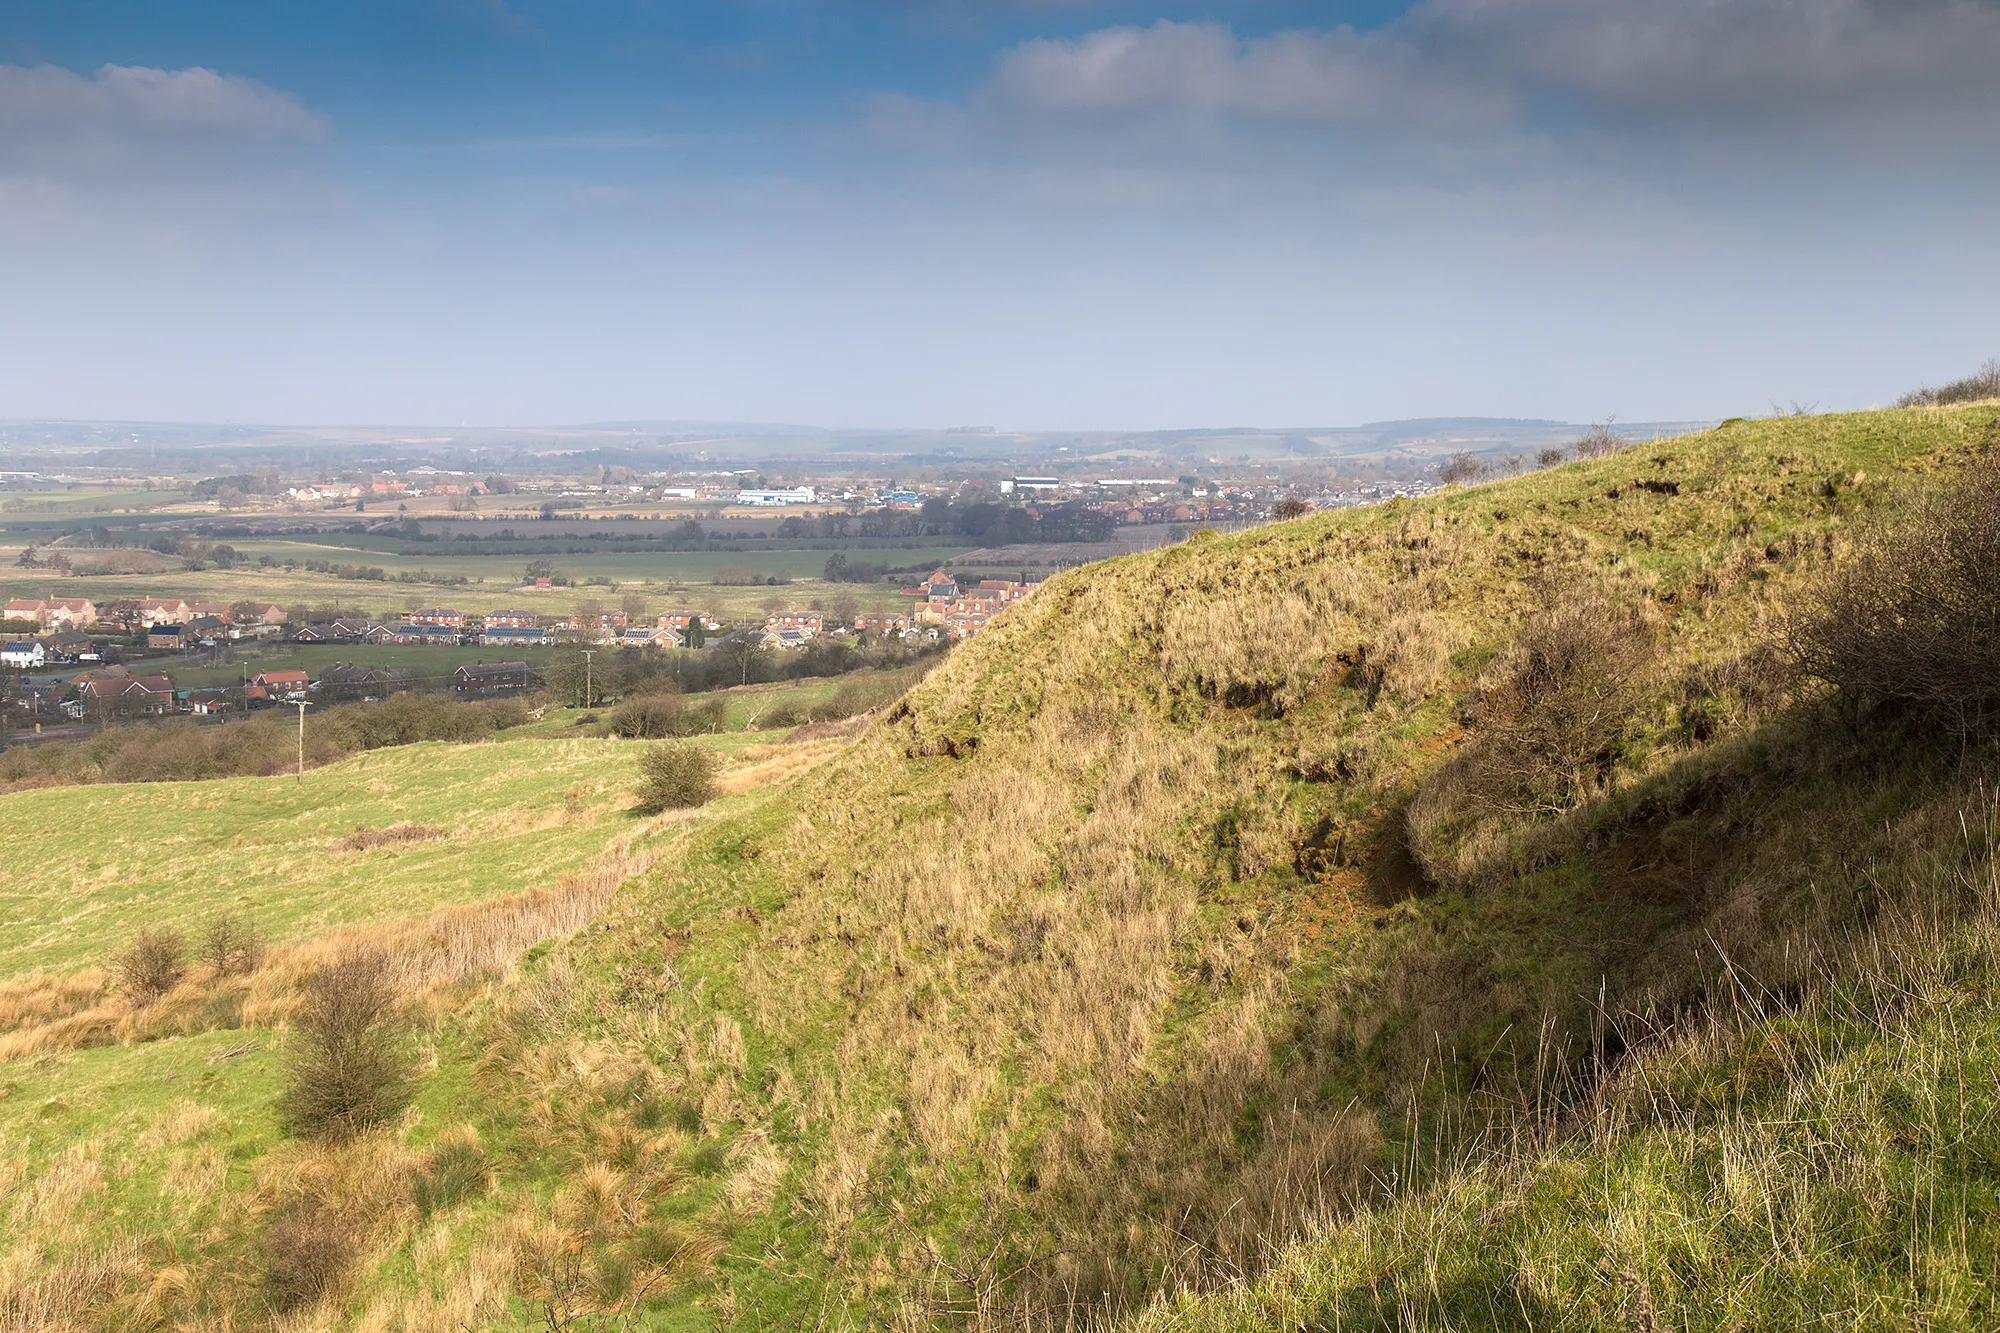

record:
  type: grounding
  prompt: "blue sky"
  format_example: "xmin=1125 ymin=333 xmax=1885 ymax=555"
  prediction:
xmin=2 ymin=1 xmax=1996 ymax=428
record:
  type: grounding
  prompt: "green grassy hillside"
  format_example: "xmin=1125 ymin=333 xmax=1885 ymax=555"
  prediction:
xmin=4 ymin=404 xmax=1997 ymax=1331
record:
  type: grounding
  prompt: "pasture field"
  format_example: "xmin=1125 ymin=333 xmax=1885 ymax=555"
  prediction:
xmin=0 ymin=564 xmax=929 ymax=623
xmin=161 ymin=641 xmax=556 ymax=691
xmin=222 ymin=535 xmax=974 ymax=586
xmin=0 ymin=489 xmax=194 ymax=517
xmin=0 ymin=735 xmax=643 ymax=976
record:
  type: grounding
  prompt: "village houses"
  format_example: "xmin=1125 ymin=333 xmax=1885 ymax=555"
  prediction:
xmin=73 ymin=666 xmax=175 ymax=718
xmin=4 ymin=596 xmax=98 ymax=629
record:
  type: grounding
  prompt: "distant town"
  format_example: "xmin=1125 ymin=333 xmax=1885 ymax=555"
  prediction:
xmin=0 ymin=567 xmax=1037 ymax=729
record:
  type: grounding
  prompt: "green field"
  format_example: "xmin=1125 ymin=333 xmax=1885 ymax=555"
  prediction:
xmin=224 ymin=536 xmax=974 ymax=586
xmin=161 ymin=641 xmax=555 ymax=691
xmin=0 ymin=735 xmax=644 ymax=976
xmin=0 ymin=489 xmax=192 ymax=518
xmin=0 ymin=563 xmax=929 ymax=624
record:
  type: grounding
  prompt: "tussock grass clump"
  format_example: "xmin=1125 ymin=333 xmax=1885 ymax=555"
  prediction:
xmin=337 ymin=822 xmax=444 ymax=852
xmin=1790 ymin=457 xmax=2000 ymax=736
xmin=413 ymin=1126 xmax=491 ymax=1219
xmin=278 ymin=953 xmax=417 ymax=1141
xmin=634 ymin=742 xmax=717 ymax=813
xmin=113 ymin=927 xmax=188 ymax=1004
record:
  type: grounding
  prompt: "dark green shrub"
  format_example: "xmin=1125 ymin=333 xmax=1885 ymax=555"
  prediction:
xmin=278 ymin=953 xmax=416 ymax=1141
xmin=634 ymin=742 xmax=717 ymax=813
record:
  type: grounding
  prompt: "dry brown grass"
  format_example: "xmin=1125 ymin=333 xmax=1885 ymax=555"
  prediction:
xmin=0 ymin=1239 xmax=147 ymax=1333
xmin=336 ymin=822 xmax=444 ymax=852
xmin=0 ymin=837 xmax=660 ymax=1063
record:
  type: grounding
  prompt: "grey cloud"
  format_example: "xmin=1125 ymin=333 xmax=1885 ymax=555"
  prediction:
xmin=0 ymin=63 xmax=326 ymax=175
xmin=982 ymin=1 xmax=2000 ymax=130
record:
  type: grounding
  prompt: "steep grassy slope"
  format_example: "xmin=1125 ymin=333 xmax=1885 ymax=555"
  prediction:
xmin=1131 ymin=789 xmax=2000 ymax=1333
xmin=455 ymin=405 xmax=1997 ymax=1327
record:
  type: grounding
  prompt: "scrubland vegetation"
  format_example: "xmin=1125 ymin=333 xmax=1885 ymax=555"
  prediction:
xmin=5 ymin=402 xmax=2000 ymax=1330
xmin=0 ymin=692 xmax=530 ymax=792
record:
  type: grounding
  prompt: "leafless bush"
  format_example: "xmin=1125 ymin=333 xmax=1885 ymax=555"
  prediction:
xmin=604 ymin=694 xmax=726 ymax=739
xmin=262 ymin=1203 xmax=355 ymax=1311
xmin=199 ymin=912 xmax=264 ymax=977
xmin=337 ymin=823 xmax=442 ymax=852
xmin=1272 ymin=495 xmax=1312 ymax=520
xmin=1472 ymin=588 xmax=1656 ymax=812
xmin=1896 ymin=358 xmax=2000 ymax=408
xmin=1438 ymin=451 xmax=1492 ymax=486
xmin=635 ymin=741 xmax=718 ymax=813
xmin=1573 ymin=420 xmax=1626 ymax=459
xmin=278 ymin=953 xmax=416 ymax=1140
xmin=114 ymin=927 xmax=188 ymax=1004
xmin=1537 ymin=446 xmax=1569 ymax=469
xmin=1788 ymin=458 xmax=2000 ymax=736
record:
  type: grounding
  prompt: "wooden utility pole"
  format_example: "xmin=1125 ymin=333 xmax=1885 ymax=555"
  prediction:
xmin=294 ymin=698 xmax=311 ymax=784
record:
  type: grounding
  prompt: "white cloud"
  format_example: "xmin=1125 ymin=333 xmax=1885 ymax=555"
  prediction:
xmin=0 ymin=63 xmax=326 ymax=174
xmin=988 ymin=21 xmax=1497 ymax=129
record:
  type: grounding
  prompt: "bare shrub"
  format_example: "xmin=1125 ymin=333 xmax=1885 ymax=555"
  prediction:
xmin=1788 ymin=459 xmax=2000 ymax=736
xmin=1472 ymin=588 xmax=1656 ymax=812
xmin=634 ymin=741 xmax=717 ymax=813
xmin=114 ymin=927 xmax=187 ymax=1004
xmin=1537 ymin=446 xmax=1569 ymax=468
xmin=262 ymin=1202 xmax=355 ymax=1311
xmin=1896 ymin=358 xmax=2000 ymax=408
xmin=1438 ymin=451 xmax=1491 ymax=486
xmin=1272 ymin=495 xmax=1312 ymax=520
xmin=1573 ymin=420 xmax=1626 ymax=459
xmin=826 ymin=670 xmax=922 ymax=719
xmin=198 ymin=912 xmax=264 ymax=977
xmin=606 ymin=693 xmax=726 ymax=738
xmin=278 ymin=953 xmax=417 ymax=1141
xmin=755 ymin=701 xmax=803 ymax=730
xmin=337 ymin=823 xmax=442 ymax=852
